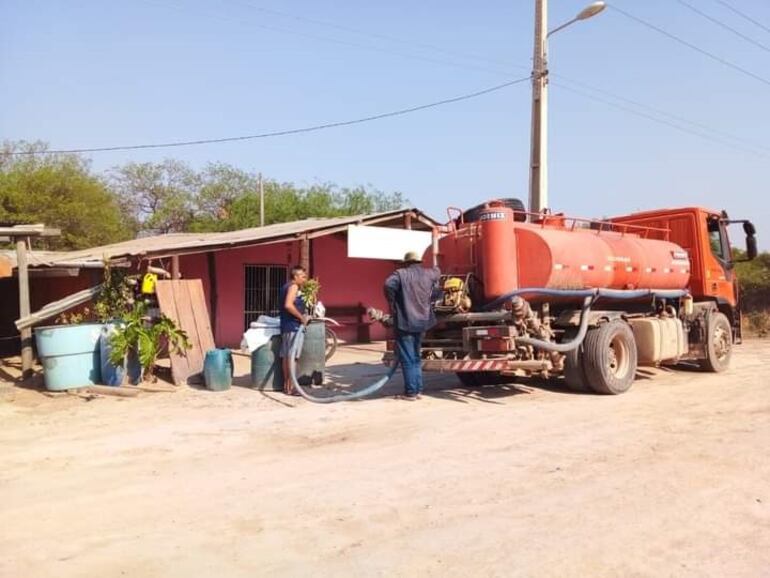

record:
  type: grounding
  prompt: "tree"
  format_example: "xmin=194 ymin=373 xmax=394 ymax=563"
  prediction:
xmin=110 ymin=159 xmax=200 ymax=234
xmin=190 ymin=180 xmax=407 ymax=232
xmin=734 ymin=249 xmax=770 ymax=312
xmin=0 ymin=141 xmax=129 ymax=250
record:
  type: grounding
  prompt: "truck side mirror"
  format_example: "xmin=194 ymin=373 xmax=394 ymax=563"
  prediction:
xmin=743 ymin=221 xmax=757 ymax=236
xmin=746 ymin=235 xmax=758 ymax=260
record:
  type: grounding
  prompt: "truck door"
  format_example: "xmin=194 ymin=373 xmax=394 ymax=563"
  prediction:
xmin=705 ymin=216 xmax=735 ymax=305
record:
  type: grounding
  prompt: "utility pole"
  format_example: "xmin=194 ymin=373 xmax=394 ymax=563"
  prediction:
xmin=529 ymin=0 xmax=549 ymax=216
xmin=258 ymin=172 xmax=265 ymax=227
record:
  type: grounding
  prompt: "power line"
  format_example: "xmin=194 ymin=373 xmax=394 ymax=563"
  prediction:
xmin=675 ymin=0 xmax=770 ymax=54
xmin=553 ymin=73 xmax=770 ymax=154
xmin=224 ymin=0 xmax=529 ymax=73
xmin=553 ymin=81 xmax=770 ymax=158
xmin=610 ymin=4 xmax=770 ymax=88
xmin=7 ymin=76 xmax=532 ymax=156
xmin=714 ymin=0 xmax=770 ymax=35
xmin=143 ymin=0 xmax=522 ymax=79
xmin=152 ymin=0 xmax=770 ymax=156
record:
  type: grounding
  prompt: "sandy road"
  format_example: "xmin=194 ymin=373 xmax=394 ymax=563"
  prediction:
xmin=1 ymin=341 xmax=769 ymax=577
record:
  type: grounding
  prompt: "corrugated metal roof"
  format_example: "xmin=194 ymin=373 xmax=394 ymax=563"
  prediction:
xmin=10 ymin=209 xmax=437 ymax=268
xmin=0 ymin=250 xmax=102 ymax=270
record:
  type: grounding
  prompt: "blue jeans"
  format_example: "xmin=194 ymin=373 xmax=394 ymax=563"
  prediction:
xmin=395 ymin=331 xmax=423 ymax=396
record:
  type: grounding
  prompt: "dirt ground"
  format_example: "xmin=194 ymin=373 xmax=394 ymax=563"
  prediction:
xmin=1 ymin=340 xmax=769 ymax=577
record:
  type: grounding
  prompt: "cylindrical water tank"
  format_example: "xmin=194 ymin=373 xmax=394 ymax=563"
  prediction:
xmin=479 ymin=205 xmax=518 ymax=299
xmin=514 ymin=226 xmax=690 ymax=291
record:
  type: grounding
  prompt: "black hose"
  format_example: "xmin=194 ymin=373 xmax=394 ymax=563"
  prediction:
xmin=514 ymin=296 xmax=594 ymax=353
xmin=287 ymin=327 xmax=400 ymax=404
xmin=484 ymin=287 xmax=688 ymax=311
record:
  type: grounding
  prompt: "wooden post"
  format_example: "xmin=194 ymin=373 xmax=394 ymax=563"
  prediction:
xmin=404 ymin=213 xmax=413 ymax=230
xmin=206 ymin=252 xmax=218 ymax=340
xmin=171 ymin=255 xmax=181 ymax=280
xmin=16 ymin=237 xmax=33 ymax=378
xmin=300 ymin=236 xmax=310 ymax=272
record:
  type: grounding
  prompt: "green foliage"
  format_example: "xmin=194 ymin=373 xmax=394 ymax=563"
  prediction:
xmin=2 ymin=140 xmax=406 ymax=245
xmin=109 ymin=301 xmax=191 ymax=380
xmin=190 ymin=180 xmax=406 ymax=233
xmin=54 ymin=264 xmax=135 ymax=325
xmin=0 ymin=141 xmax=130 ymax=249
xmin=734 ymin=249 xmax=770 ymax=313
xmin=747 ymin=311 xmax=770 ymax=338
xmin=109 ymin=159 xmax=199 ymax=235
xmin=300 ymin=278 xmax=321 ymax=309
xmin=93 ymin=265 xmax=134 ymax=322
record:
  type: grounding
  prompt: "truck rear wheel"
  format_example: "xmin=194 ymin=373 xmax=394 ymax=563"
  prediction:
xmin=583 ymin=320 xmax=638 ymax=395
xmin=699 ymin=312 xmax=732 ymax=373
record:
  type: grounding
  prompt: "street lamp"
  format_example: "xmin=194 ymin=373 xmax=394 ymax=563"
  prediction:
xmin=528 ymin=1 xmax=606 ymax=216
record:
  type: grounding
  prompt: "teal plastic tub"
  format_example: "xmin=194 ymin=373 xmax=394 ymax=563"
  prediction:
xmin=204 ymin=349 xmax=233 ymax=391
xmin=35 ymin=323 xmax=103 ymax=391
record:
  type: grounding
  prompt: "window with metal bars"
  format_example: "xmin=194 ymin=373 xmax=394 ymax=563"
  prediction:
xmin=244 ymin=264 xmax=288 ymax=329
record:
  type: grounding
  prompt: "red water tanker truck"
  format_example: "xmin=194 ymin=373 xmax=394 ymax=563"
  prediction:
xmin=387 ymin=199 xmax=759 ymax=394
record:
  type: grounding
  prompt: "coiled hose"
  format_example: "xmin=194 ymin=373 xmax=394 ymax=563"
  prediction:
xmin=287 ymin=327 xmax=400 ymax=404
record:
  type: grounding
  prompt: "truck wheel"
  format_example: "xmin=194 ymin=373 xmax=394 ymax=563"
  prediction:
xmin=456 ymin=371 xmax=515 ymax=387
xmin=563 ymin=330 xmax=590 ymax=392
xmin=583 ymin=320 xmax=638 ymax=395
xmin=699 ymin=312 xmax=732 ymax=373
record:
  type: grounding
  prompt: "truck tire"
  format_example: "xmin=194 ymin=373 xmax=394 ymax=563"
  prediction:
xmin=563 ymin=330 xmax=590 ymax=392
xmin=698 ymin=312 xmax=732 ymax=373
xmin=461 ymin=198 xmax=527 ymax=224
xmin=456 ymin=371 xmax=515 ymax=387
xmin=582 ymin=320 xmax=638 ymax=395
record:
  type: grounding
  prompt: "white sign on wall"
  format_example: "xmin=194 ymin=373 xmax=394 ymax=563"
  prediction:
xmin=347 ymin=225 xmax=432 ymax=261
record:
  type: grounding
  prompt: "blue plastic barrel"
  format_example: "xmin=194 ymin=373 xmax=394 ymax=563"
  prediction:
xmin=204 ymin=349 xmax=233 ymax=391
xmin=35 ymin=323 xmax=103 ymax=391
xmin=99 ymin=323 xmax=126 ymax=386
xmin=126 ymin=348 xmax=142 ymax=385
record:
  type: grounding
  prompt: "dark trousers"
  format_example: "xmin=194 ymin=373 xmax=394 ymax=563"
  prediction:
xmin=395 ymin=330 xmax=423 ymax=396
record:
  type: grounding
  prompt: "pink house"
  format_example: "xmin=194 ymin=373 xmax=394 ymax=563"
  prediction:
xmin=7 ymin=211 xmax=438 ymax=349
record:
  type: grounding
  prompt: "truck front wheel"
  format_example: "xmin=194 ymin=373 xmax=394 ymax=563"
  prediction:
xmin=699 ymin=312 xmax=732 ymax=373
xmin=583 ymin=320 xmax=638 ymax=395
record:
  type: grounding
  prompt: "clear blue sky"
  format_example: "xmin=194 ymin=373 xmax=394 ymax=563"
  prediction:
xmin=2 ymin=0 xmax=768 ymax=248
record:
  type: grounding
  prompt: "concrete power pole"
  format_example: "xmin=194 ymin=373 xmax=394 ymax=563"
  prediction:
xmin=529 ymin=0 xmax=549 ymax=215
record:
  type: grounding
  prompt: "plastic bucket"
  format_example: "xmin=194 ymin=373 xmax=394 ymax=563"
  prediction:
xmin=35 ymin=323 xmax=103 ymax=391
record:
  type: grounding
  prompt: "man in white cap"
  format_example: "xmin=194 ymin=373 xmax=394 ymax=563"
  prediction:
xmin=384 ymin=251 xmax=440 ymax=400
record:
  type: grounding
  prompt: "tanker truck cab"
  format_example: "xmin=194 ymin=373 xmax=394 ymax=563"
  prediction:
xmin=610 ymin=207 xmax=758 ymax=345
xmin=385 ymin=200 xmax=758 ymax=396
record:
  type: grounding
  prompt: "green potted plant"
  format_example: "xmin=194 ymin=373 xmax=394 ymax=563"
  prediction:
xmin=108 ymin=301 xmax=191 ymax=383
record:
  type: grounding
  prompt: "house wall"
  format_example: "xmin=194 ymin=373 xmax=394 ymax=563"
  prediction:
xmin=177 ymin=233 xmax=394 ymax=347
xmin=312 ymin=233 xmax=393 ymax=342
xmin=179 ymin=241 xmax=300 ymax=347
